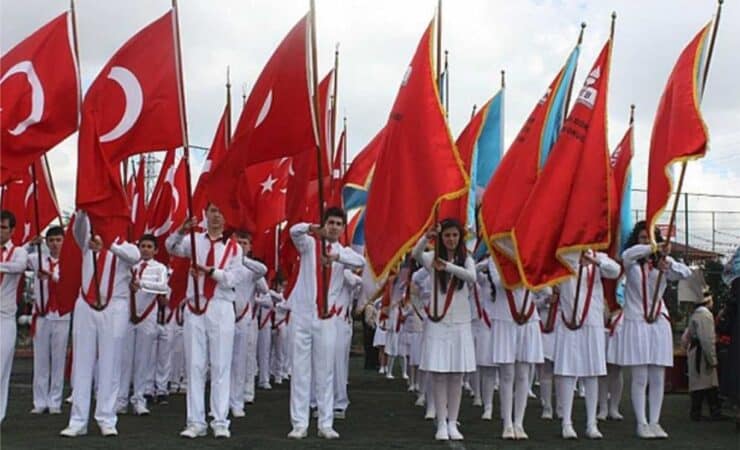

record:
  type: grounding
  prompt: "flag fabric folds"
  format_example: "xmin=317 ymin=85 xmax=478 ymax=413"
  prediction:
xmin=646 ymin=23 xmax=711 ymax=245
xmin=1 ymin=12 xmax=79 ymax=185
xmin=479 ymin=45 xmax=580 ymax=287
xmin=76 ymin=10 xmax=182 ymax=244
xmin=511 ymin=40 xmax=613 ymax=290
xmin=364 ymin=21 xmax=468 ymax=279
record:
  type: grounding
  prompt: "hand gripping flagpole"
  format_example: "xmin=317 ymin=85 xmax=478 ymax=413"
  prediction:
xmin=171 ymin=0 xmax=202 ymax=312
xmin=647 ymin=0 xmax=723 ymax=323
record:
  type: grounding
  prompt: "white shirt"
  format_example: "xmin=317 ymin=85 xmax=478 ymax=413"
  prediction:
xmin=131 ymin=258 xmax=169 ymax=318
xmin=26 ymin=247 xmax=67 ymax=320
xmin=556 ymin=252 xmax=620 ymax=328
xmin=0 ymin=240 xmax=29 ymax=318
xmin=482 ymin=258 xmax=542 ymax=324
xmin=233 ymin=256 xmax=268 ymax=321
xmin=288 ymin=223 xmax=365 ymax=317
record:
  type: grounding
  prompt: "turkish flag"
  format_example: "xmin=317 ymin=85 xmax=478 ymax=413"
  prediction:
xmin=479 ymin=46 xmax=580 ymax=288
xmin=208 ymin=14 xmax=316 ymax=224
xmin=364 ymin=22 xmax=468 ymax=279
xmin=76 ymin=10 xmax=183 ymax=244
xmin=56 ymin=212 xmax=83 ymax=315
xmin=646 ymin=24 xmax=711 ymax=244
xmin=146 ymin=151 xmax=188 ymax=263
xmin=192 ymin=103 xmax=230 ymax=224
xmin=242 ymin=158 xmax=290 ymax=233
xmin=0 ymin=158 xmax=60 ymax=245
xmin=313 ymin=69 xmax=334 ymax=181
xmin=1 ymin=12 xmax=79 ymax=185
xmin=512 ymin=40 xmax=613 ymax=289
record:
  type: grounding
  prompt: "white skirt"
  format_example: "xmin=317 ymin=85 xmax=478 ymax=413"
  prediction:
xmin=553 ymin=325 xmax=607 ymax=377
xmin=612 ymin=317 xmax=674 ymax=367
xmin=420 ymin=321 xmax=476 ymax=373
xmin=404 ymin=331 xmax=423 ymax=366
xmin=541 ymin=329 xmax=556 ymax=361
xmin=373 ymin=327 xmax=387 ymax=348
xmin=475 ymin=323 xmax=495 ymax=367
xmin=605 ymin=321 xmax=623 ymax=365
xmin=489 ymin=319 xmax=544 ymax=364
xmin=385 ymin=330 xmax=401 ymax=356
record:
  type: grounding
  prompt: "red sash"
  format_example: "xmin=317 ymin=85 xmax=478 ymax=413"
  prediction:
xmin=188 ymin=238 xmax=238 ymax=315
xmin=607 ymin=310 xmax=623 ymax=336
xmin=561 ymin=265 xmax=597 ymax=330
xmin=473 ymin=284 xmax=492 ymax=328
xmin=505 ymin=289 xmax=534 ymax=325
xmin=641 ymin=263 xmax=668 ymax=323
xmin=83 ymin=248 xmax=117 ymax=310
xmin=235 ymin=300 xmax=250 ymax=323
xmin=130 ymin=262 xmax=158 ymax=325
xmin=314 ymin=237 xmax=335 ymax=319
xmin=540 ymin=293 xmax=560 ymax=334
xmin=424 ymin=279 xmax=456 ymax=322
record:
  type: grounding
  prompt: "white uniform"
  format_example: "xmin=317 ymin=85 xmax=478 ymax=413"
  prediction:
xmin=166 ymin=231 xmax=247 ymax=433
xmin=230 ymin=259 xmax=267 ymax=412
xmin=0 ymin=241 xmax=29 ymax=422
xmin=117 ymin=258 xmax=169 ymax=411
xmin=333 ymin=269 xmax=362 ymax=412
xmin=288 ymin=223 xmax=365 ymax=431
xmin=270 ymin=291 xmax=291 ymax=382
xmin=27 ymin=247 xmax=70 ymax=413
xmin=66 ymin=225 xmax=140 ymax=432
xmin=151 ymin=304 xmax=173 ymax=397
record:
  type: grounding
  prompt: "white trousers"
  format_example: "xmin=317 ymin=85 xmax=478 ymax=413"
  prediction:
xmin=32 ymin=317 xmax=70 ymax=410
xmin=257 ymin=323 xmax=272 ymax=386
xmin=0 ymin=316 xmax=16 ymax=423
xmin=244 ymin=320 xmax=258 ymax=401
xmin=131 ymin=318 xmax=158 ymax=406
xmin=68 ymin=298 xmax=128 ymax=430
xmin=230 ymin=318 xmax=249 ymax=410
xmin=333 ymin=318 xmax=352 ymax=411
xmin=183 ymin=300 xmax=235 ymax=430
xmin=290 ymin=313 xmax=336 ymax=430
xmin=153 ymin=322 xmax=172 ymax=395
xmin=270 ymin=327 xmax=288 ymax=379
xmin=169 ymin=322 xmax=185 ymax=387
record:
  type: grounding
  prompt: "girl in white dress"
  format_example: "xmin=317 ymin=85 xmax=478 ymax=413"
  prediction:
xmin=473 ymin=263 xmax=497 ymax=421
xmin=614 ymin=221 xmax=691 ymax=439
xmin=537 ymin=286 xmax=559 ymax=420
xmin=413 ymin=219 xmax=476 ymax=441
xmin=553 ymin=250 xmax=620 ymax=440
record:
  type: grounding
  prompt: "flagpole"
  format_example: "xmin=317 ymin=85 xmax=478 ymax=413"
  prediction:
xmin=563 ymin=22 xmax=586 ymax=118
xmin=444 ymin=50 xmax=449 ymax=117
xmin=309 ymin=0 xmax=330 ymax=319
xmin=171 ymin=0 xmax=202 ymax=312
xmin=470 ymin=104 xmax=477 ymax=120
xmin=330 ymin=43 xmax=340 ymax=165
xmin=435 ymin=0 xmax=442 ymax=83
xmin=30 ymin=163 xmax=47 ymax=314
xmin=342 ymin=116 xmax=348 ymax=177
xmin=648 ymin=1 xmax=722 ymax=322
xmin=629 ymin=104 xmax=635 ymax=126
xmin=42 ymin=155 xmax=64 ymax=226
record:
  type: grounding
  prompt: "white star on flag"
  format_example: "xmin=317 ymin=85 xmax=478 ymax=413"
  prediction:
xmin=260 ymin=173 xmax=278 ymax=194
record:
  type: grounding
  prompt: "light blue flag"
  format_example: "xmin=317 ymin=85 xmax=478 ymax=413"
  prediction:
xmin=619 ymin=170 xmax=634 ymax=253
xmin=539 ymin=46 xmax=580 ymax=169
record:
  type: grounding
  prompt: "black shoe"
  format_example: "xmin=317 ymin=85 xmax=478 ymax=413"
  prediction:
xmin=144 ymin=394 xmax=154 ymax=403
xmin=156 ymin=395 xmax=169 ymax=405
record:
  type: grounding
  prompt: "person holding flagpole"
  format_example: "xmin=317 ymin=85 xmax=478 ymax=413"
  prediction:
xmin=413 ymin=218 xmax=476 ymax=441
xmin=615 ymin=221 xmax=691 ymax=438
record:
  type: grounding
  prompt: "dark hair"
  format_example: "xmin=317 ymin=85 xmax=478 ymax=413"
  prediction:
xmin=322 ymin=206 xmax=346 ymax=225
xmin=625 ymin=220 xmax=663 ymax=249
xmin=138 ymin=234 xmax=158 ymax=247
xmin=45 ymin=226 xmax=64 ymax=238
xmin=0 ymin=210 xmax=16 ymax=229
xmin=436 ymin=218 xmax=467 ymax=292
xmin=234 ymin=230 xmax=252 ymax=240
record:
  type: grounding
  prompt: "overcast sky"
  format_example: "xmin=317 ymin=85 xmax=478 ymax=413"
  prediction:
xmin=2 ymin=0 xmax=739 ymax=254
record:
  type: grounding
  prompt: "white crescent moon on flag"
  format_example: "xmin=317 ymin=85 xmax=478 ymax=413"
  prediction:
xmin=99 ymin=66 xmax=143 ymax=143
xmin=152 ymin=163 xmax=180 ymax=237
xmin=254 ymin=90 xmax=272 ymax=128
xmin=0 ymin=61 xmax=45 ymax=136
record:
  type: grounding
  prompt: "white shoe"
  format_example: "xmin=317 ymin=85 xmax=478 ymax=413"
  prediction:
xmin=212 ymin=426 xmax=231 ymax=439
xmin=287 ymin=427 xmax=308 ymax=439
xmin=30 ymin=407 xmax=46 ymax=414
xmin=100 ymin=425 xmax=118 ymax=437
xmin=514 ymin=425 xmax=529 ymax=440
xmin=60 ymin=426 xmax=87 ymax=437
xmin=49 ymin=408 xmax=62 ymax=415
xmin=132 ymin=404 xmax=150 ymax=416
xmin=259 ymin=383 xmax=272 ymax=390
xmin=541 ymin=406 xmax=553 ymax=420
xmin=231 ymin=408 xmax=245 ymax=418
xmin=448 ymin=422 xmax=464 ymax=440
xmin=274 ymin=378 xmax=283 ymax=385
xmin=385 ymin=373 xmax=395 ymax=380
xmin=378 ymin=367 xmax=386 ymax=374
xmin=116 ymin=405 xmax=128 ymax=415
xmin=481 ymin=409 xmax=493 ymax=421
xmin=597 ymin=411 xmax=608 ymax=421
xmin=65 ymin=395 xmax=73 ymax=404
xmin=636 ymin=423 xmax=655 ymax=439
xmin=585 ymin=424 xmax=603 ymax=439
xmin=562 ymin=424 xmax=578 ymax=439
xmin=463 ymin=381 xmax=472 ymax=392
xmin=402 ymin=373 xmax=409 ymax=380
xmin=407 ymin=385 xmax=415 ymax=392
xmin=424 ymin=407 xmax=436 ymax=420
xmin=608 ymin=410 xmax=624 ymax=421
xmin=318 ymin=427 xmax=340 ymax=439
xmin=501 ymin=426 xmax=515 ymax=440
xmin=434 ymin=423 xmax=449 ymax=440
xmin=528 ymin=389 xmax=537 ymax=399
xmin=472 ymin=397 xmax=482 ymax=407
xmin=649 ymin=423 xmax=668 ymax=439
xmin=180 ymin=425 xmax=207 ymax=439
xmin=334 ymin=409 xmax=346 ymax=419
xmin=414 ymin=395 xmax=425 ymax=407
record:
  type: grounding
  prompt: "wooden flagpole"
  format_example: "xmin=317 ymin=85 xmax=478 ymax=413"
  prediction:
xmin=562 ymin=22 xmax=586 ymax=118
xmin=30 ymin=163 xmax=47 ymax=314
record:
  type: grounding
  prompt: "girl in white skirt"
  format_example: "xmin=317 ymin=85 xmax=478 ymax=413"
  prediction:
xmin=372 ymin=294 xmax=388 ymax=374
xmin=473 ymin=264 xmax=496 ymax=421
xmin=553 ymin=250 xmax=620 ymax=439
xmin=410 ymin=268 xmax=435 ymax=418
xmin=384 ymin=275 xmax=406 ymax=380
xmin=599 ymin=283 xmax=626 ymax=421
xmin=615 ymin=222 xmax=691 ymax=439
xmin=400 ymin=288 xmax=423 ymax=392
xmin=413 ymin=219 xmax=476 ymax=441
xmin=481 ymin=258 xmax=545 ymax=440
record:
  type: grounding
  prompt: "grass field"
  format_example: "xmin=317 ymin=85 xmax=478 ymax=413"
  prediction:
xmin=1 ymin=355 xmax=737 ymax=449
